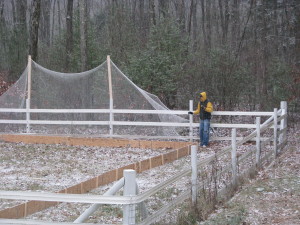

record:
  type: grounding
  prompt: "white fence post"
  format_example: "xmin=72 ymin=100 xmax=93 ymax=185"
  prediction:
xmin=26 ymin=99 xmax=30 ymax=133
xmin=123 ymin=169 xmax=136 ymax=225
xmin=109 ymin=98 xmax=114 ymax=135
xmin=231 ymin=128 xmax=237 ymax=186
xmin=255 ymin=117 xmax=261 ymax=168
xmin=273 ymin=108 xmax=278 ymax=157
xmin=283 ymin=101 xmax=287 ymax=143
xmin=191 ymin=145 xmax=197 ymax=205
xmin=280 ymin=101 xmax=287 ymax=146
xmin=189 ymin=100 xmax=194 ymax=141
xmin=26 ymin=55 xmax=32 ymax=133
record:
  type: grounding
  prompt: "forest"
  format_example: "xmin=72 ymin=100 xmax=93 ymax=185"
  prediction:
xmin=0 ymin=0 xmax=299 ymax=113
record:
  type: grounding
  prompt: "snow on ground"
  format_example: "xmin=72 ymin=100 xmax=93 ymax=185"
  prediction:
xmin=0 ymin=143 xmax=175 ymax=211
xmin=0 ymin=143 xmax=174 ymax=193
xmin=0 ymin=139 xmax=230 ymax=223
xmin=24 ymin=142 xmax=229 ymax=224
xmin=0 ymin=124 xmax=297 ymax=224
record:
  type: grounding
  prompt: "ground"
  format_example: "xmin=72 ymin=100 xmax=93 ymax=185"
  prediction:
xmin=200 ymin=125 xmax=300 ymax=225
xmin=0 ymin=125 xmax=299 ymax=224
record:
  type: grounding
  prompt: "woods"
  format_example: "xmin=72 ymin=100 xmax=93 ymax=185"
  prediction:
xmin=0 ymin=0 xmax=299 ymax=112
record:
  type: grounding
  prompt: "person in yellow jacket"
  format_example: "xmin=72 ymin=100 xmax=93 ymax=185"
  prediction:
xmin=188 ymin=92 xmax=213 ymax=147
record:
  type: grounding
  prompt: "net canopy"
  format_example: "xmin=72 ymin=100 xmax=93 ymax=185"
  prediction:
xmin=0 ymin=58 xmax=187 ymax=137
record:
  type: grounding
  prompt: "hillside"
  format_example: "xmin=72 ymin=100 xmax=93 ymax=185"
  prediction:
xmin=199 ymin=126 xmax=300 ymax=225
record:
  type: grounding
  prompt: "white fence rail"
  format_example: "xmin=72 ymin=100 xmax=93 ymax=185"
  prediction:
xmin=0 ymin=102 xmax=288 ymax=224
xmin=0 ymin=100 xmax=285 ymax=141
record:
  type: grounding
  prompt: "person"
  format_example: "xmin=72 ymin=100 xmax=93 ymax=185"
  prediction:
xmin=188 ymin=92 xmax=213 ymax=147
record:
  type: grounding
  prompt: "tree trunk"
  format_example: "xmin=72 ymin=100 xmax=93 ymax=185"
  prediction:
xmin=79 ymin=0 xmax=87 ymax=72
xmin=40 ymin=0 xmax=51 ymax=46
xmin=149 ymin=0 xmax=156 ymax=25
xmin=29 ymin=0 xmax=41 ymax=61
xmin=231 ymin=0 xmax=240 ymax=49
xmin=295 ymin=1 xmax=300 ymax=63
xmin=138 ymin=0 xmax=145 ymax=32
xmin=253 ymin=0 xmax=260 ymax=110
xmin=191 ymin=0 xmax=198 ymax=47
xmin=11 ymin=0 xmax=16 ymax=24
xmin=65 ymin=0 xmax=73 ymax=71
xmin=260 ymin=1 xmax=269 ymax=110
xmin=0 ymin=0 xmax=5 ymax=26
xmin=132 ymin=0 xmax=137 ymax=24
xmin=158 ymin=0 xmax=168 ymax=19
xmin=57 ymin=0 xmax=62 ymax=35
xmin=174 ymin=0 xmax=186 ymax=32
xmin=187 ymin=0 xmax=194 ymax=36
xmin=16 ymin=0 xmax=27 ymax=25
xmin=272 ymin=0 xmax=278 ymax=55
xmin=218 ymin=0 xmax=229 ymax=45
xmin=200 ymin=0 xmax=211 ymax=49
xmin=206 ymin=0 xmax=212 ymax=49
xmin=200 ymin=0 xmax=207 ymax=47
xmin=51 ymin=0 xmax=56 ymax=45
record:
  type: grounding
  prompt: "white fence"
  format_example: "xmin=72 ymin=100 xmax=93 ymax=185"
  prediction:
xmin=0 ymin=100 xmax=287 ymax=141
xmin=0 ymin=102 xmax=288 ymax=224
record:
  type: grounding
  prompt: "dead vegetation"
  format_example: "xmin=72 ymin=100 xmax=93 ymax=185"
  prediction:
xmin=187 ymin=126 xmax=300 ymax=225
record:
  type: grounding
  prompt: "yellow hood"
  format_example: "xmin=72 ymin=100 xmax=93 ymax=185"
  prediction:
xmin=200 ymin=92 xmax=207 ymax=102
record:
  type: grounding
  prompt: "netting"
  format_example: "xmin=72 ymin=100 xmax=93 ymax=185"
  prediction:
xmin=0 ymin=59 xmax=187 ymax=136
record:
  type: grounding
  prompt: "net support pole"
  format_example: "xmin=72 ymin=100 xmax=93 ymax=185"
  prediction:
xmin=189 ymin=100 xmax=193 ymax=141
xmin=107 ymin=55 xmax=113 ymax=135
xmin=123 ymin=169 xmax=136 ymax=225
xmin=255 ymin=117 xmax=261 ymax=168
xmin=26 ymin=55 xmax=32 ymax=133
xmin=191 ymin=145 xmax=197 ymax=205
xmin=231 ymin=128 xmax=237 ymax=187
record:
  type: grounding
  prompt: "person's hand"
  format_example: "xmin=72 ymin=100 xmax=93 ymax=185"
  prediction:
xmin=188 ymin=111 xmax=193 ymax=115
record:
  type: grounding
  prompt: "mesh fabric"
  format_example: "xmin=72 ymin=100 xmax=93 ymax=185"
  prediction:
xmin=0 ymin=59 xmax=187 ymax=136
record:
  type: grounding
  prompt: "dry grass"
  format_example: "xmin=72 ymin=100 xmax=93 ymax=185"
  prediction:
xmin=197 ymin=127 xmax=300 ymax=225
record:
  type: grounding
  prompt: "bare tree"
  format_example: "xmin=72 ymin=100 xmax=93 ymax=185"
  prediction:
xmin=292 ymin=0 xmax=300 ymax=65
xmin=65 ymin=0 xmax=73 ymax=71
xmin=218 ymin=0 xmax=229 ymax=45
xmin=16 ymin=0 xmax=27 ymax=25
xmin=231 ymin=0 xmax=240 ymax=49
xmin=57 ymin=0 xmax=62 ymax=35
xmin=149 ymin=0 xmax=156 ymax=25
xmin=174 ymin=0 xmax=186 ymax=32
xmin=11 ymin=0 xmax=16 ymax=24
xmin=0 ymin=0 xmax=5 ymax=25
xmin=29 ymin=0 xmax=41 ymax=61
xmin=158 ymin=0 xmax=168 ymax=19
xmin=51 ymin=0 xmax=56 ymax=45
xmin=138 ymin=0 xmax=145 ymax=32
xmin=207 ymin=0 xmax=212 ymax=48
xmin=187 ymin=0 xmax=194 ymax=36
xmin=79 ymin=0 xmax=87 ymax=71
xmin=40 ymin=0 xmax=51 ymax=46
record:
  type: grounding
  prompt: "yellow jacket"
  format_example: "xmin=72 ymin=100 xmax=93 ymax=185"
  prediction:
xmin=193 ymin=92 xmax=213 ymax=119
